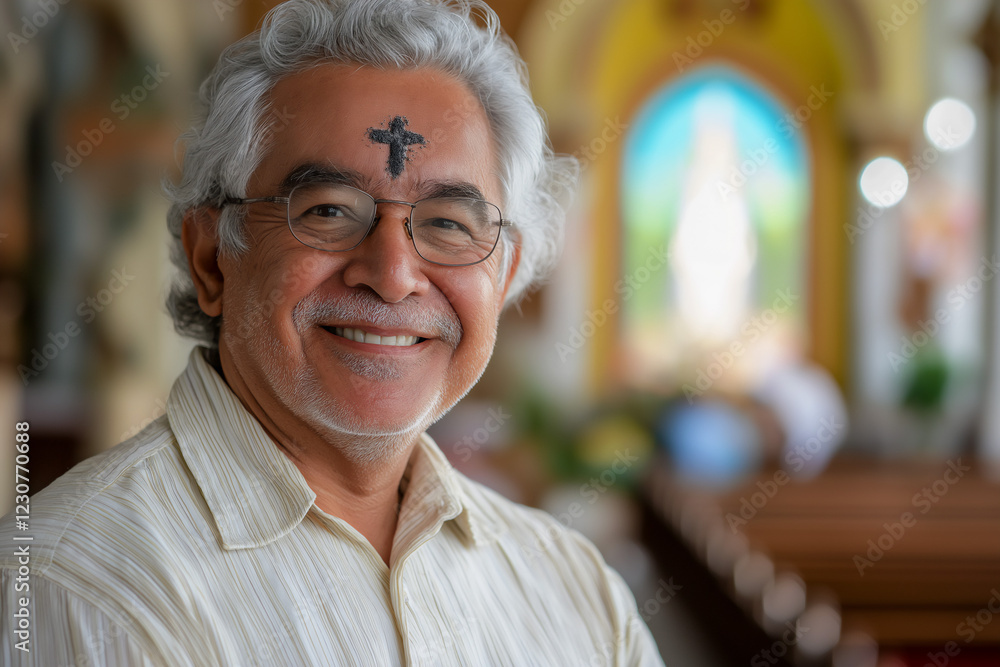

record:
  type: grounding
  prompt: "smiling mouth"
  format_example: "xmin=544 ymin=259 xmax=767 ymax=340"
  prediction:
xmin=322 ymin=326 xmax=425 ymax=347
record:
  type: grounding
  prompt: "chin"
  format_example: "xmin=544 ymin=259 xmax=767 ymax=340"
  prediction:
xmin=306 ymin=399 xmax=438 ymax=439
xmin=286 ymin=364 xmax=445 ymax=457
xmin=295 ymin=399 xmax=438 ymax=465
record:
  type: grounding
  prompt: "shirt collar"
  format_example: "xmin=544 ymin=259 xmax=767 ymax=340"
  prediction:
xmin=167 ymin=347 xmax=501 ymax=551
xmin=167 ymin=347 xmax=317 ymax=550
xmin=399 ymin=432 xmax=504 ymax=550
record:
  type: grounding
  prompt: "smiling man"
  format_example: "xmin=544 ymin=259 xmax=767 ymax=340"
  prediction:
xmin=0 ymin=1 xmax=665 ymax=665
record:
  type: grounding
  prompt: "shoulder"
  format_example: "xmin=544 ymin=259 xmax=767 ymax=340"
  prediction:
xmin=0 ymin=415 xmax=184 ymax=577
xmin=454 ymin=472 xmax=608 ymax=572
xmin=452 ymin=472 xmax=653 ymax=650
xmin=1 ymin=416 xmax=226 ymax=664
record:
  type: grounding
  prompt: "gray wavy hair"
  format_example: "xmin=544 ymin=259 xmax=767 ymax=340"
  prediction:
xmin=165 ymin=0 xmax=577 ymax=347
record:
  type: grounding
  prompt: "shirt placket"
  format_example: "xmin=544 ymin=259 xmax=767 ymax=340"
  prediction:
xmin=390 ymin=495 xmax=461 ymax=666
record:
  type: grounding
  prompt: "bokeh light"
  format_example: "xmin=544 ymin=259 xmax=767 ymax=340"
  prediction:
xmin=924 ymin=97 xmax=976 ymax=150
xmin=859 ymin=157 xmax=908 ymax=208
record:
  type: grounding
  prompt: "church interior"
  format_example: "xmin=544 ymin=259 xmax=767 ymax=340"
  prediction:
xmin=2 ymin=0 xmax=1000 ymax=664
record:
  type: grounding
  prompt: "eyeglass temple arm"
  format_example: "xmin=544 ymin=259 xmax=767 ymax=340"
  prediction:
xmin=224 ymin=196 xmax=290 ymax=206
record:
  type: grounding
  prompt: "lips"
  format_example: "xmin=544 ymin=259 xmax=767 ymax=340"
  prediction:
xmin=322 ymin=326 xmax=424 ymax=347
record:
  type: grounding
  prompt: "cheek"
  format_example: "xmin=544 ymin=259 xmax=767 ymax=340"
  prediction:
xmin=223 ymin=249 xmax=333 ymax=334
xmin=434 ymin=249 xmax=506 ymax=311
xmin=269 ymin=252 xmax=331 ymax=301
xmin=442 ymin=276 xmax=503 ymax=355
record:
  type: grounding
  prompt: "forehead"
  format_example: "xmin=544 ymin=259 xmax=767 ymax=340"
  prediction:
xmin=253 ymin=64 xmax=499 ymax=201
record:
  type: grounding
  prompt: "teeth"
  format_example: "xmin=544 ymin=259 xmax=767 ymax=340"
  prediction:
xmin=332 ymin=327 xmax=419 ymax=347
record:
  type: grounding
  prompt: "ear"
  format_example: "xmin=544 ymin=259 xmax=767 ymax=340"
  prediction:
xmin=182 ymin=207 xmax=225 ymax=318
xmin=498 ymin=240 xmax=521 ymax=305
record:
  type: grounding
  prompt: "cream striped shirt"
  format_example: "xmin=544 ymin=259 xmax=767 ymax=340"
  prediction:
xmin=1 ymin=348 xmax=664 ymax=666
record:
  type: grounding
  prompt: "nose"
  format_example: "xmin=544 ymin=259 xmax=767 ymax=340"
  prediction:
xmin=340 ymin=201 xmax=428 ymax=303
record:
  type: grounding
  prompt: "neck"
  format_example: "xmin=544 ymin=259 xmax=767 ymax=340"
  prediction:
xmin=215 ymin=345 xmax=421 ymax=566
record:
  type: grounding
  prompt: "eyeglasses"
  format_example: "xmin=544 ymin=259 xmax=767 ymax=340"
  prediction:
xmin=224 ymin=182 xmax=513 ymax=267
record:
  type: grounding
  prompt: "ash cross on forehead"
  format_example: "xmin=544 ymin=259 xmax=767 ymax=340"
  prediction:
xmin=367 ymin=116 xmax=426 ymax=179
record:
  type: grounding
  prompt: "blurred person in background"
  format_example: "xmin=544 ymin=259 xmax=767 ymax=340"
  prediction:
xmin=0 ymin=0 xmax=665 ymax=665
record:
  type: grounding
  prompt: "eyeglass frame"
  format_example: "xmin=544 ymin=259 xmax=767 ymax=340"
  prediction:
xmin=223 ymin=184 xmax=515 ymax=268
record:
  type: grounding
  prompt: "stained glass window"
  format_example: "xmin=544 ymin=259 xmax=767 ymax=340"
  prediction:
xmin=620 ymin=67 xmax=811 ymax=383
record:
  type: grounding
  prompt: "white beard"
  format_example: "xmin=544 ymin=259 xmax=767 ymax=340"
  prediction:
xmin=230 ymin=288 xmax=462 ymax=465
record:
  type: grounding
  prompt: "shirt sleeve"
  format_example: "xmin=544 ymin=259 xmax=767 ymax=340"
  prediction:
xmin=559 ymin=526 xmax=666 ymax=667
xmin=602 ymin=564 xmax=666 ymax=667
xmin=1 ymin=569 xmax=161 ymax=667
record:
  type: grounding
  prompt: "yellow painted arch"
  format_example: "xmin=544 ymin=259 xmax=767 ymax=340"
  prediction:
xmin=520 ymin=0 xmax=881 ymax=395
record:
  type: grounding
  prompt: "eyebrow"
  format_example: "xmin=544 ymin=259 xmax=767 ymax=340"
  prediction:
xmin=278 ymin=163 xmax=489 ymax=202
xmin=279 ymin=163 xmax=370 ymax=193
xmin=419 ymin=181 xmax=487 ymax=201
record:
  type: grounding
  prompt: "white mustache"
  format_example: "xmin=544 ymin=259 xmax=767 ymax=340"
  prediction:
xmin=292 ymin=291 xmax=463 ymax=348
